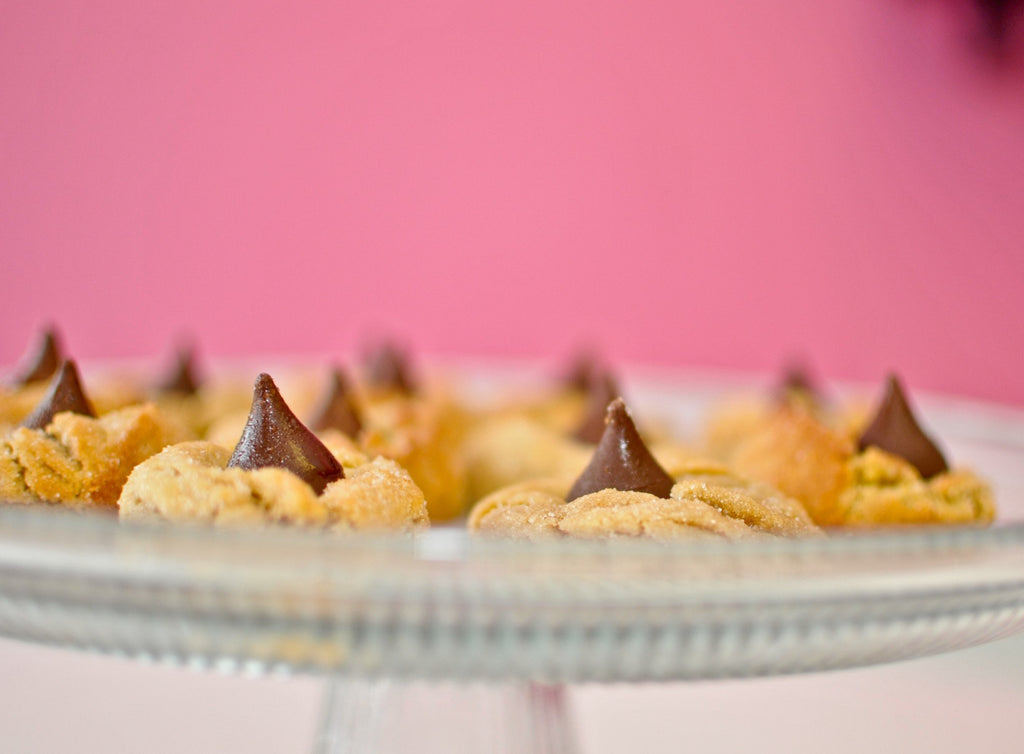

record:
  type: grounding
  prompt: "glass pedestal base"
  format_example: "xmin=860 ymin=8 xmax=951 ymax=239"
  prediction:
xmin=314 ymin=680 xmax=578 ymax=754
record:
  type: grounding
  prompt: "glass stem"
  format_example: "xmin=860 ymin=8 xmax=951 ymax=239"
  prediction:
xmin=313 ymin=679 xmax=579 ymax=754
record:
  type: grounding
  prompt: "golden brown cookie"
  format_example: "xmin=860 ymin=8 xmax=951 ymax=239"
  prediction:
xmin=836 ymin=448 xmax=994 ymax=526
xmin=0 ymin=403 xmax=188 ymax=508
xmin=462 ymin=415 xmax=699 ymax=504
xmin=462 ymin=416 xmax=593 ymax=503
xmin=729 ymin=406 xmax=853 ymax=526
xmin=360 ymin=388 xmax=468 ymax=522
xmin=462 ymin=362 xmax=693 ymax=504
xmin=468 ymin=398 xmax=819 ymax=541
xmin=728 ymin=377 xmax=995 ymax=527
xmin=205 ymin=364 xmax=469 ymax=522
xmin=468 ymin=471 xmax=819 ymax=541
xmin=701 ymin=362 xmax=873 ymax=463
xmin=356 ymin=344 xmax=470 ymax=520
xmin=119 ymin=441 xmax=428 ymax=530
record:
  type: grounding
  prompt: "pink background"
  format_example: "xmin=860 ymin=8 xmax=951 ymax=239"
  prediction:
xmin=2 ymin=7 xmax=1024 ymax=750
xmin=3 ymin=1 xmax=1023 ymax=404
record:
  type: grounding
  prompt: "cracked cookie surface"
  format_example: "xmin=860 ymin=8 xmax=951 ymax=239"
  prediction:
xmin=836 ymin=447 xmax=994 ymax=526
xmin=468 ymin=461 xmax=819 ymax=541
xmin=119 ymin=441 xmax=428 ymax=530
xmin=0 ymin=403 xmax=187 ymax=507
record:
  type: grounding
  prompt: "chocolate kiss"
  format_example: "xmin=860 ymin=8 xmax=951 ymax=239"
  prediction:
xmin=228 ymin=373 xmax=344 ymax=495
xmin=21 ymin=360 xmax=96 ymax=429
xmin=364 ymin=342 xmax=416 ymax=394
xmin=309 ymin=367 xmax=363 ymax=437
xmin=562 ymin=348 xmax=601 ymax=392
xmin=572 ymin=369 xmax=621 ymax=444
xmin=567 ymin=398 xmax=676 ymax=502
xmin=13 ymin=327 xmax=63 ymax=386
xmin=157 ymin=346 xmax=200 ymax=396
xmin=776 ymin=360 xmax=820 ymax=402
xmin=858 ymin=374 xmax=949 ymax=479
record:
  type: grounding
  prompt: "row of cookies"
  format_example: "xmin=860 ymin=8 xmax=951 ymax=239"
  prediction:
xmin=0 ymin=328 xmax=995 ymax=540
xmin=449 ymin=356 xmax=992 ymax=538
xmin=0 ymin=330 xmax=448 ymax=530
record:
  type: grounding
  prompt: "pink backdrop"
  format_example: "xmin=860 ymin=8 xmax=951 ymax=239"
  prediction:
xmin=3 ymin=1 xmax=1022 ymax=403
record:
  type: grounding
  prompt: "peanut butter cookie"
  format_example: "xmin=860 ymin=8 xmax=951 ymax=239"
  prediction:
xmin=729 ymin=375 xmax=994 ymax=527
xmin=468 ymin=399 xmax=818 ymax=540
xmin=120 ymin=373 xmax=428 ymax=530
xmin=0 ymin=362 xmax=187 ymax=508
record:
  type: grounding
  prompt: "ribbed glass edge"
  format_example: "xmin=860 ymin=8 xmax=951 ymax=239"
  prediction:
xmin=0 ymin=505 xmax=1023 ymax=584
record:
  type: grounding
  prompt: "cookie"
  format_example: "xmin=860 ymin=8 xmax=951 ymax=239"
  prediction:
xmin=2 ymin=330 xmax=147 ymax=429
xmin=359 ymin=387 xmax=468 ymax=521
xmin=119 ymin=373 xmax=428 ymax=530
xmin=119 ymin=441 xmax=428 ymax=530
xmin=468 ymin=398 xmax=818 ymax=540
xmin=462 ymin=416 xmax=593 ymax=502
xmin=463 ymin=367 xmax=694 ymax=503
xmin=0 ymin=362 xmax=187 ymax=508
xmin=729 ymin=375 xmax=994 ymax=526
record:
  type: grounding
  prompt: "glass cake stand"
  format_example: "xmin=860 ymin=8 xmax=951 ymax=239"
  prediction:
xmin=1 ymin=371 xmax=1023 ymax=753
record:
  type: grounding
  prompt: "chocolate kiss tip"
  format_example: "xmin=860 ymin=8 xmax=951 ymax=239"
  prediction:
xmin=779 ymin=361 xmax=817 ymax=396
xmin=310 ymin=367 xmax=363 ymax=437
xmin=858 ymin=374 xmax=949 ymax=479
xmin=365 ymin=343 xmax=416 ymax=394
xmin=158 ymin=346 xmax=200 ymax=396
xmin=13 ymin=327 xmax=62 ymax=386
xmin=562 ymin=348 xmax=601 ymax=392
xmin=572 ymin=369 xmax=621 ymax=444
xmin=567 ymin=398 xmax=676 ymax=502
xmin=228 ymin=373 xmax=344 ymax=495
xmin=21 ymin=360 xmax=96 ymax=430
